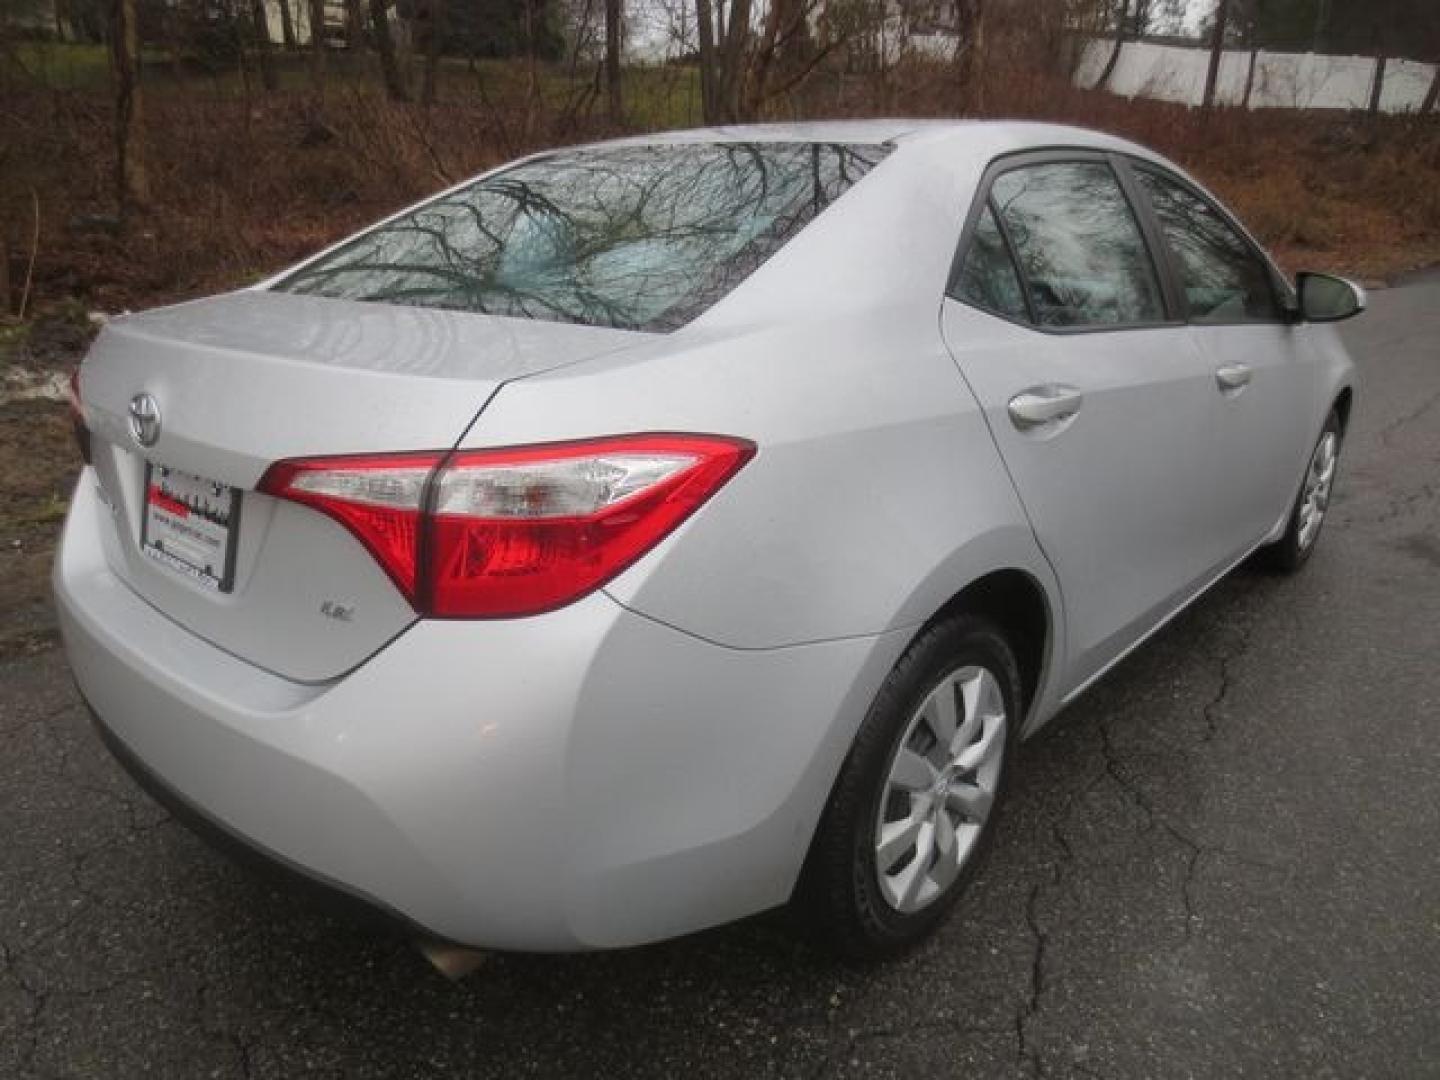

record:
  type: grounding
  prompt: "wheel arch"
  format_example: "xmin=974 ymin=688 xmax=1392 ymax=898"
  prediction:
xmin=1332 ymin=385 xmax=1354 ymax=434
xmin=922 ymin=568 xmax=1054 ymax=727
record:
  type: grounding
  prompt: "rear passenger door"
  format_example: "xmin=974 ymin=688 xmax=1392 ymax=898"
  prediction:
xmin=940 ymin=152 xmax=1225 ymax=695
xmin=1126 ymin=163 xmax=1310 ymax=550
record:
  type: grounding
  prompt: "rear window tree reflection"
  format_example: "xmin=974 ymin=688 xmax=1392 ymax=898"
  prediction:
xmin=277 ymin=142 xmax=890 ymax=332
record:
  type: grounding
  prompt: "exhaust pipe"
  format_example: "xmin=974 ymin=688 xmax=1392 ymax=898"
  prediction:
xmin=416 ymin=938 xmax=490 ymax=980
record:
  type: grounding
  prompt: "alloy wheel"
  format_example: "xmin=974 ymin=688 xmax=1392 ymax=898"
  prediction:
xmin=873 ymin=665 xmax=1007 ymax=914
xmin=1298 ymin=431 xmax=1338 ymax=551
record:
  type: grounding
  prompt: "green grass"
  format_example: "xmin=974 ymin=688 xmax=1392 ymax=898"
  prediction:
xmin=14 ymin=41 xmax=175 ymax=90
xmin=13 ymin=42 xmax=703 ymax=129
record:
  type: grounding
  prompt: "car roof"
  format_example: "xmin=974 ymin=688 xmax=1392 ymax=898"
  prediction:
xmin=592 ymin=119 xmax=1165 ymax=162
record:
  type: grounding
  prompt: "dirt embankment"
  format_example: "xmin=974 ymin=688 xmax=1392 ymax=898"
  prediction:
xmin=0 ymin=312 xmax=92 ymax=658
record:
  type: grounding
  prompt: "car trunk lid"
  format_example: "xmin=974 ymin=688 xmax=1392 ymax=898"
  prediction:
xmin=78 ymin=290 xmax=647 ymax=683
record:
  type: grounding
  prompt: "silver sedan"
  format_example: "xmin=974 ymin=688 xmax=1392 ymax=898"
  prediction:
xmin=56 ymin=121 xmax=1359 ymax=961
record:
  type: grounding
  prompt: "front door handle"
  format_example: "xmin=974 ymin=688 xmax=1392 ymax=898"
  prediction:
xmin=1008 ymin=386 xmax=1083 ymax=431
xmin=1215 ymin=363 xmax=1253 ymax=392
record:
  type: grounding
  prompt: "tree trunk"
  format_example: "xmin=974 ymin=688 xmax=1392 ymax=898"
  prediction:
xmin=1422 ymin=66 xmax=1440 ymax=115
xmin=110 ymin=0 xmax=150 ymax=213
xmin=1239 ymin=0 xmax=1260 ymax=107
xmin=251 ymin=0 xmax=279 ymax=91
xmin=719 ymin=0 xmax=753 ymax=120
xmin=369 ymin=0 xmax=410 ymax=100
xmin=523 ymin=0 xmax=540 ymax=139
xmin=695 ymin=0 xmax=719 ymax=122
xmin=605 ymin=0 xmax=622 ymax=123
xmin=421 ymin=0 xmax=444 ymax=106
xmin=0 ymin=233 xmax=11 ymax=319
xmin=308 ymin=0 xmax=328 ymax=107
xmin=277 ymin=0 xmax=297 ymax=49
xmin=345 ymin=0 xmax=365 ymax=50
xmin=743 ymin=0 xmax=785 ymax=117
xmin=1368 ymin=53 xmax=1386 ymax=116
xmin=1202 ymin=0 xmax=1230 ymax=111
xmin=1310 ymin=0 xmax=1329 ymax=52
xmin=955 ymin=0 xmax=985 ymax=110
xmin=1092 ymin=0 xmax=1129 ymax=91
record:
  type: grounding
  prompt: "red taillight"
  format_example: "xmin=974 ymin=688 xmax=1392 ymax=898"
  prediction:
xmin=258 ymin=451 xmax=439 ymax=605
xmin=258 ymin=434 xmax=755 ymax=618
xmin=67 ymin=368 xmax=92 ymax=464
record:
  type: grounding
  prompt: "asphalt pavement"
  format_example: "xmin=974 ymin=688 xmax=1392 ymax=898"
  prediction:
xmin=3 ymin=279 xmax=1438 ymax=1079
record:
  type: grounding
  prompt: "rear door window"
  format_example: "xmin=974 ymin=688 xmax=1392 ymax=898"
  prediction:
xmin=1133 ymin=168 xmax=1283 ymax=324
xmin=954 ymin=203 xmax=1030 ymax=322
xmin=989 ymin=162 xmax=1166 ymax=329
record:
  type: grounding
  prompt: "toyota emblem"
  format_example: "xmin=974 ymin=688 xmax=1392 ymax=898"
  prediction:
xmin=128 ymin=392 xmax=161 ymax=448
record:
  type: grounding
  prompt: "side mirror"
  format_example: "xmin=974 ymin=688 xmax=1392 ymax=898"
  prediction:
xmin=1296 ymin=272 xmax=1365 ymax=323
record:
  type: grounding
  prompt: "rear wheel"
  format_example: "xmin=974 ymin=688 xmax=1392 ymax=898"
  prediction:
xmin=800 ymin=614 xmax=1020 ymax=960
xmin=1260 ymin=410 xmax=1342 ymax=573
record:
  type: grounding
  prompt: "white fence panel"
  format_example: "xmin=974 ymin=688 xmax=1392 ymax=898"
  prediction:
xmin=1075 ymin=38 xmax=1436 ymax=113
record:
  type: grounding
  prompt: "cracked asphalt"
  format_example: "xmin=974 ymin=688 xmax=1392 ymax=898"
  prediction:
xmin=4 ymin=277 xmax=1439 ymax=1079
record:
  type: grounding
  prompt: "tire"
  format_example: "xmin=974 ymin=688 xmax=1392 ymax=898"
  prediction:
xmin=799 ymin=614 xmax=1021 ymax=961
xmin=1258 ymin=410 xmax=1343 ymax=574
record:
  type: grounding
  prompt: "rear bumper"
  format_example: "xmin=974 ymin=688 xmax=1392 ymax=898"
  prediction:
xmin=87 ymin=700 xmax=438 ymax=940
xmin=56 ymin=472 xmax=907 ymax=950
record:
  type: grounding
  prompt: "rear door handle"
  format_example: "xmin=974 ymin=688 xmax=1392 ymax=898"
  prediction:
xmin=1008 ymin=386 xmax=1083 ymax=431
xmin=1215 ymin=363 xmax=1253 ymax=392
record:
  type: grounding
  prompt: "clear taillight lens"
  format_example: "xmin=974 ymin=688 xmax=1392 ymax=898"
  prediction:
xmin=259 ymin=452 xmax=439 ymax=604
xmin=258 ymin=435 xmax=755 ymax=618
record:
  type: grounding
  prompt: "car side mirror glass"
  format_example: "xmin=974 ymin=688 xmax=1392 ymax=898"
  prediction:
xmin=1297 ymin=272 xmax=1365 ymax=323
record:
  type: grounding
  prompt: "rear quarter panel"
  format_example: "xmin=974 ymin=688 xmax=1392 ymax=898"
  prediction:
xmin=462 ymin=311 xmax=1060 ymax=659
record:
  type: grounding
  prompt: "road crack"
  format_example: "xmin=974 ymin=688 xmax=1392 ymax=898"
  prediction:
xmin=1199 ymin=619 xmax=1253 ymax=744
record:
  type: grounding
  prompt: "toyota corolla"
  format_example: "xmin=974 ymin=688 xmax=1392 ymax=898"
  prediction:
xmin=56 ymin=121 xmax=1360 ymax=960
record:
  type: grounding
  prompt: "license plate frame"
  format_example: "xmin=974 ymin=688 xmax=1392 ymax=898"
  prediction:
xmin=140 ymin=463 xmax=241 ymax=593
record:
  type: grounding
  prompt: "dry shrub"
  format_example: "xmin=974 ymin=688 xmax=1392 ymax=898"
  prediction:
xmin=2 ymin=58 xmax=1438 ymax=317
xmin=800 ymin=59 xmax=1440 ymax=280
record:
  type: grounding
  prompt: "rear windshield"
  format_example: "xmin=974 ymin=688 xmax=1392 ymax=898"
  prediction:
xmin=274 ymin=141 xmax=891 ymax=332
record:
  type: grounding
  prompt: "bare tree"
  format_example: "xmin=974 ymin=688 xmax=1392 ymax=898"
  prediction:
xmin=1202 ymin=0 xmax=1230 ymax=110
xmin=688 ymin=0 xmax=837 ymax=123
xmin=1240 ymin=0 xmax=1261 ymax=108
xmin=1367 ymin=52 xmax=1386 ymax=116
xmin=1092 ymin=0 xmax=1130 ymax=91
xmin=369 ymin=0 xmax=411 ymax=100
xmin=1366 ymin=6 xmax=1395 ymax=119
xmin=605 ymin=0 xmax=623 ymax=122
xmin=717 ymin=0 xmax=754 ymax=121
xmin=277 ymin=0 xmax=297 ymax=48
xmin=421 ymin=0 xmax=446 ymax=106
xmin=955 ymin=0 xmax=986 ymax=109
xmin=1310 ymin=0 xmax=1329 ymax=51
xmin=743 ymin=0 xmax=807 ymax=117
xmin=250 ymin=0 xmax=279 ymax=91
xmin=0 ymin=233 xmax=9 ymax=318
xmin=309 ymin=0 xmax=329 ymax=106
xmin=695 ymin=0 xmax=719 ymax=120
xmin=110 ymin=0 xmax=149 ymax=212
xmin=345 ymin=0 xmax=366 ymax=50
